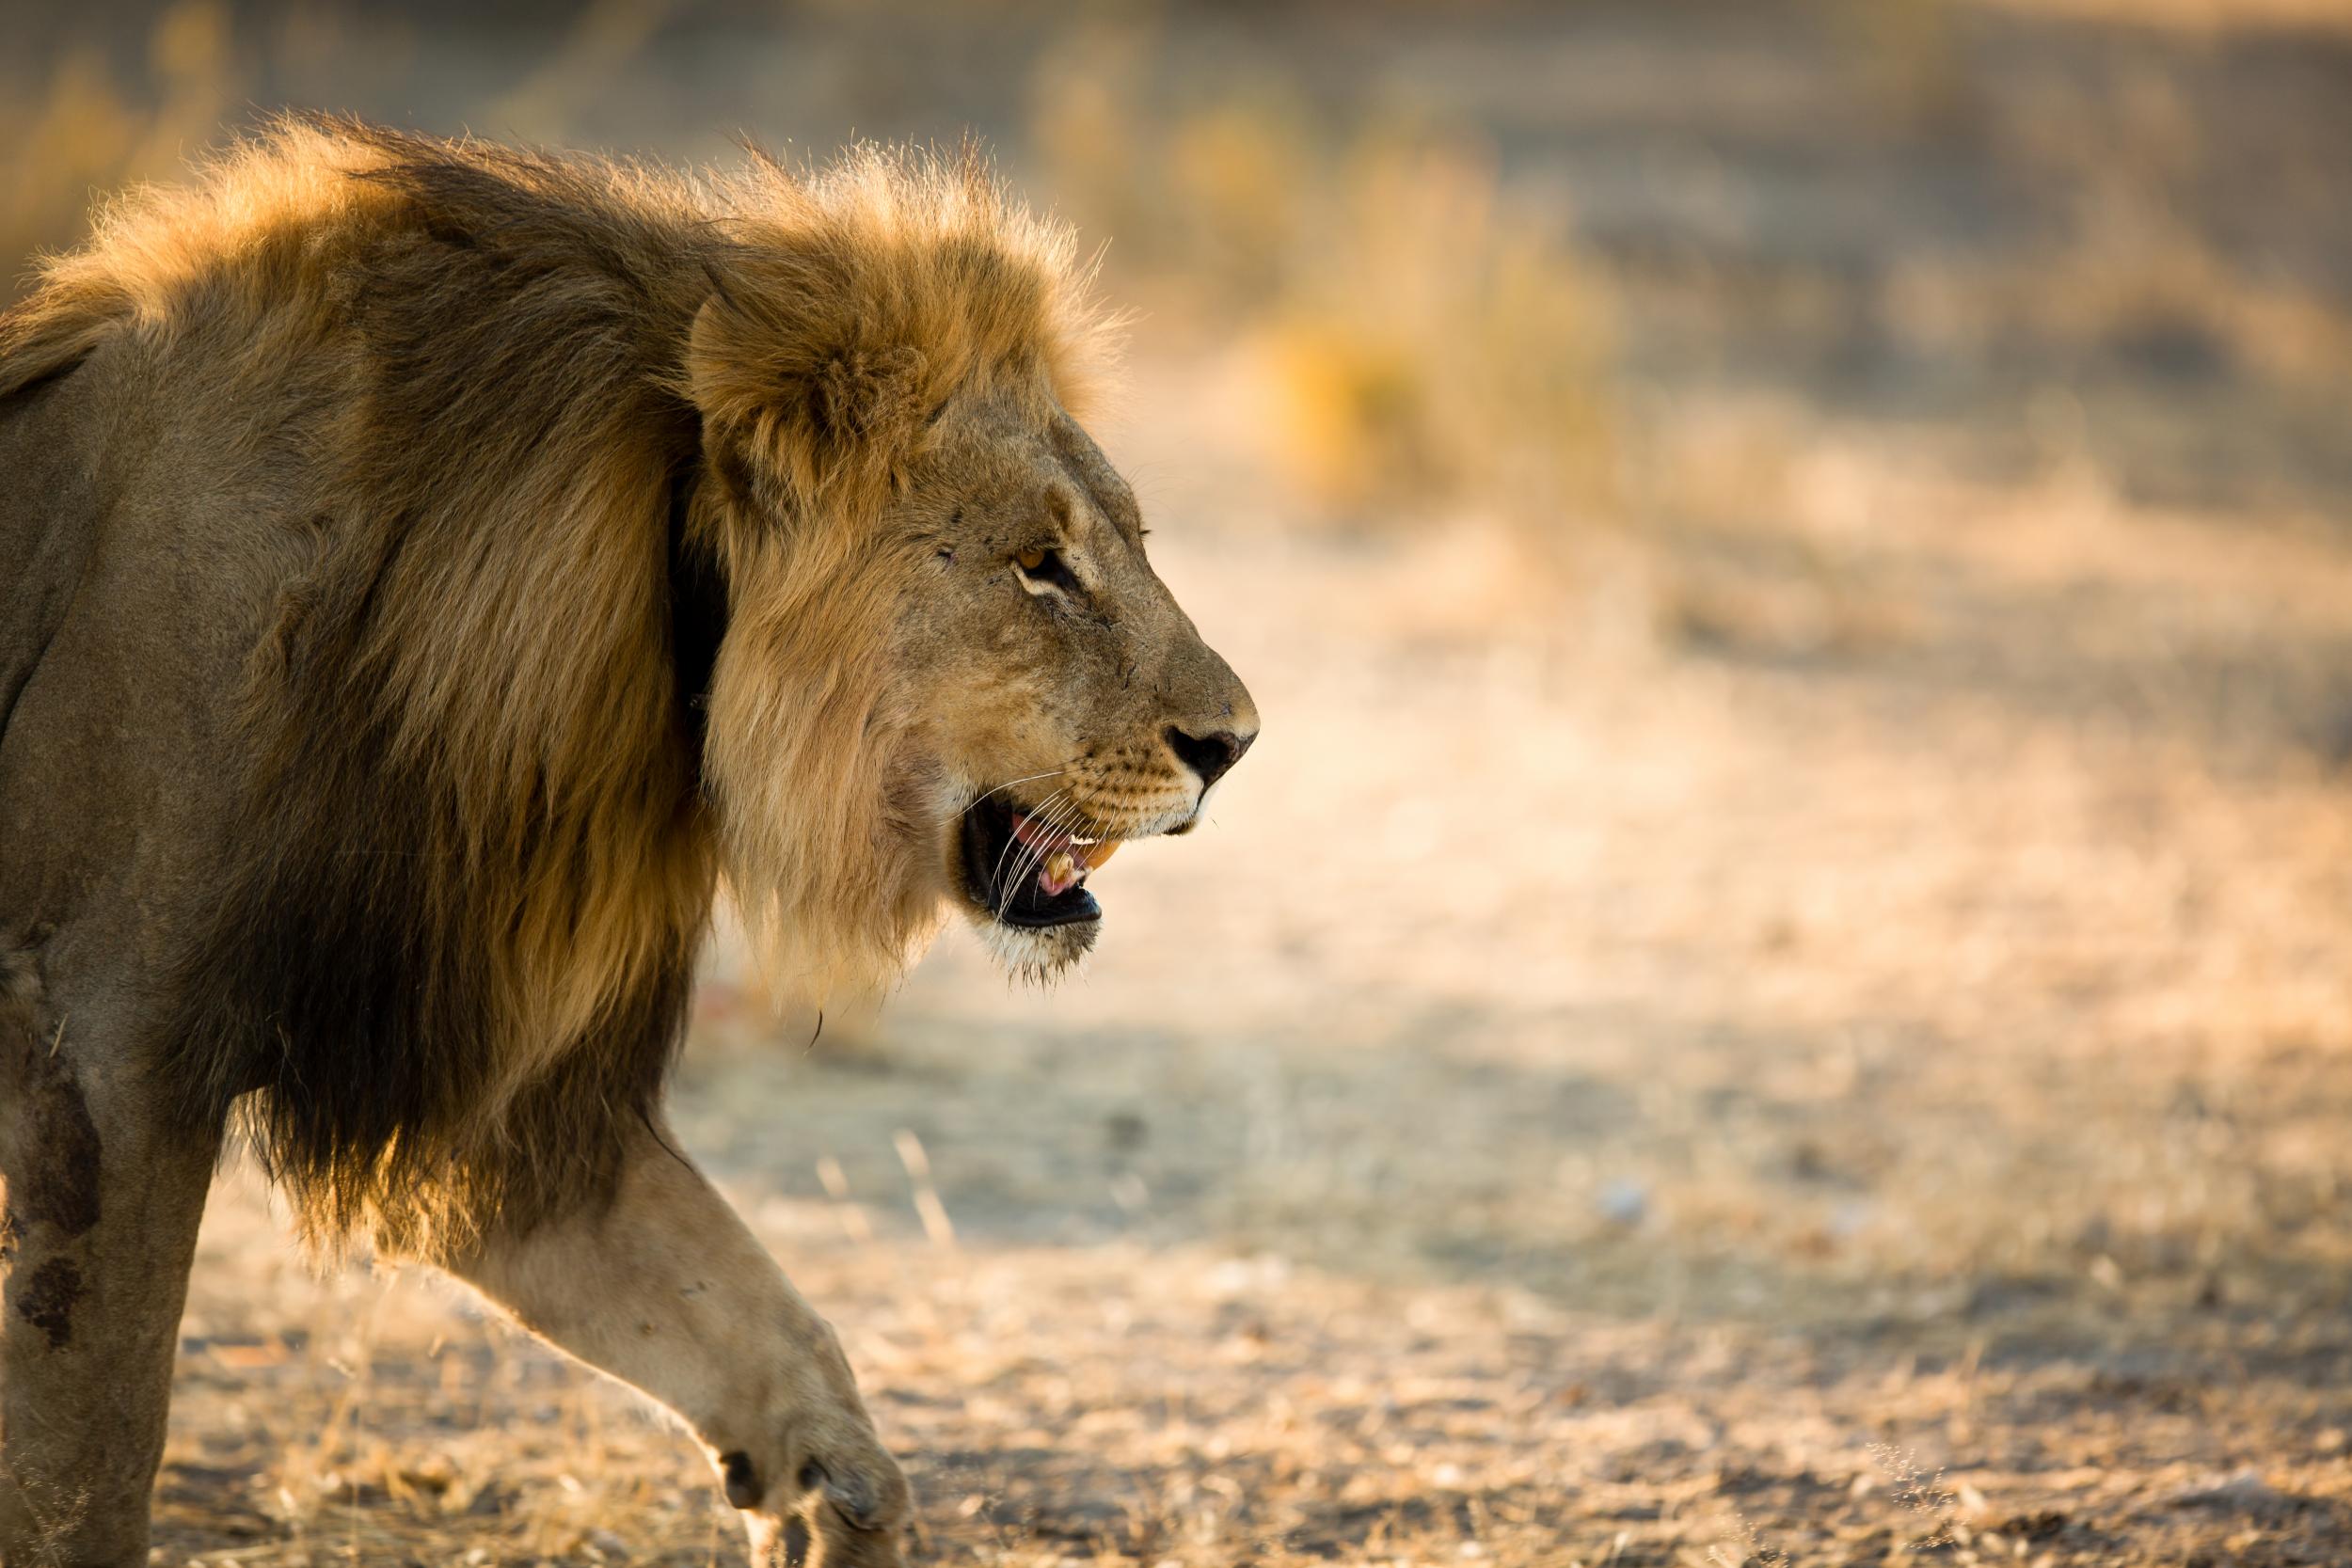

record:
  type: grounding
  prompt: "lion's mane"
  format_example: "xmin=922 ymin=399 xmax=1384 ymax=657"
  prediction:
xmin=0 ymin=116 xmax=1111 ymax=1249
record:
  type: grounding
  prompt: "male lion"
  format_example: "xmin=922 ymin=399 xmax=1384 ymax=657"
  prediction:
xmin=0 ymin=117 xmax=1255 ymax=1567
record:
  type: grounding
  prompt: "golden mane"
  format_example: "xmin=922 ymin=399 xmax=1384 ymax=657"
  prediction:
xmin=0 ymin=115 xmax=1113 ymax=1248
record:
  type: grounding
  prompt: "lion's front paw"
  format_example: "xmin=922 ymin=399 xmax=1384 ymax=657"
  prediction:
xmin=725 ymin=1424 xmax=913 ymax=1567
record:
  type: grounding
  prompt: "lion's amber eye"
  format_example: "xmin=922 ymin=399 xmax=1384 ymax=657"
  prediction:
xmin=1014 ymin=544 xmax=1082 ymax=594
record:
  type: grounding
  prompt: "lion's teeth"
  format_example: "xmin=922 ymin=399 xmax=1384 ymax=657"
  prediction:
xmin=1041 ymin=849 xmax=1078 ymax=895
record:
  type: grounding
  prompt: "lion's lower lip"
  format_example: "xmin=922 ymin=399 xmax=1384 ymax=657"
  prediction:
xmin=959 ymin=796 xmax=1105 ymax=927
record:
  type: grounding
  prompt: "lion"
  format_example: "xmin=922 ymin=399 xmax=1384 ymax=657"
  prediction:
xmin=0 ymin=116 xmax=1255 ymax=1567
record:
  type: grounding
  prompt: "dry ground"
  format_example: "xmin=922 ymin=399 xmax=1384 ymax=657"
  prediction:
xmin=8 ymin=3 xmax=2348 ymax=1565
xmin=154 ymin=421 xmax=2352 ymax=1565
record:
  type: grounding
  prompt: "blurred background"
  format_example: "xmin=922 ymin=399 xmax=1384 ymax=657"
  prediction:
xmin=9 ymin=2 xmax=2352 ymax=1563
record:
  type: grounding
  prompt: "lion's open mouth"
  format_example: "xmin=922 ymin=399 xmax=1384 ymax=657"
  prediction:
xmin=959 ymin=795 xmax=1120 ymax=928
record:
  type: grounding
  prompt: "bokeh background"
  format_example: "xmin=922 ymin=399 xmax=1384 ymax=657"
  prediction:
xmin=8 ymin=2 xmax=2352 ymax=1563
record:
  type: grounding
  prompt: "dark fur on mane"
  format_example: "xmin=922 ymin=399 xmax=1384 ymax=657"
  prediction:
xmin=171 ymin=123 xmax=722 ymax=1250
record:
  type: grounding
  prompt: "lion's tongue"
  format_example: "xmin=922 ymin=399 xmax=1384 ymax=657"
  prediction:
xmin=1011 ymin=813 xmax=1119 ymax=897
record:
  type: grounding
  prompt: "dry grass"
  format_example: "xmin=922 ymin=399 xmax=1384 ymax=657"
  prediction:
xmin=0 ymin=2 xmax=238 ymax=297
xmin=1031 ymin=27 xmax=1620 ymax=549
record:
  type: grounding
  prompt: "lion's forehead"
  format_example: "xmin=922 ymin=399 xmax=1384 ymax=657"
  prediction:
xmin=1042 ymin=417 xmax=1145 ymax=542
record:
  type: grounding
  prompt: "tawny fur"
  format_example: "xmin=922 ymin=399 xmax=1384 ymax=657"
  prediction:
xmin=0 ymin=115 xmax=1115 ymax=1250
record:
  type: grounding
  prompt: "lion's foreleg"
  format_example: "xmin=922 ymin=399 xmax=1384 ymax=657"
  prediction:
xmin=435 ymin=1121 xmax=911 ymax=1566
xmin=0 ymin=967 xmax=223 ymax=1568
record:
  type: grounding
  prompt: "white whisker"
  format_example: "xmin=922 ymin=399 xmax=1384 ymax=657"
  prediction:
xmin=1004 ymin=793 xmax=1088 ymax=917
xmin=992 ymin=787 xmax=1068 ymax=919
xmin=960 ymin=768 xmax=1068 ymax=819
xmin=990 ymin=787 xmax=1058 ymax=895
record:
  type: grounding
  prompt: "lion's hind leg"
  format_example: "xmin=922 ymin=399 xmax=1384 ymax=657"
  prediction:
xmin=0 ymin=956 xmax=223 ymax=1568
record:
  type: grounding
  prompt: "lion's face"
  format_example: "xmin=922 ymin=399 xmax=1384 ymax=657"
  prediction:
xmin=890 ymin=402 xmax=1258 ymax=976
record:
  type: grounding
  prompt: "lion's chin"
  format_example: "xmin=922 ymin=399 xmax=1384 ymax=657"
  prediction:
xmin=967 ymin=905 xmax=1100 ymax=984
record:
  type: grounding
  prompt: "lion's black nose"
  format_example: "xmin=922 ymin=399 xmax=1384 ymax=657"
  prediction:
xmin=1165 ymin=724 xmax=1252 ymax=791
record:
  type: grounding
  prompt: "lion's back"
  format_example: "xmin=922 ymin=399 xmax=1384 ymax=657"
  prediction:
xmin=0 ymin=124 xmax=478 ymax=959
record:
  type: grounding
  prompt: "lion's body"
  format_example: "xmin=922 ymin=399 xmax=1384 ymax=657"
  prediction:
xmin=0 ymin=126 xmax=729 ymax=1256
xmin=0 ymin=119 xmax=1250 ymax=1567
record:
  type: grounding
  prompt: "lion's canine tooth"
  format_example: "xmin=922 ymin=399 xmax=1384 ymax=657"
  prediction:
xmin=1080 ymin=838 xmax=1120 ymax=869
xmin=1045 ymin=849 xmax=1076 ymax=889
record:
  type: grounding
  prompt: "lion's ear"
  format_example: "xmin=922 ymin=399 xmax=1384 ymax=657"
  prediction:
xmin=685 ymin=292 xmax=929 ymax=523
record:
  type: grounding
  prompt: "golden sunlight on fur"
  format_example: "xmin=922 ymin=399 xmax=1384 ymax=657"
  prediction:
xmin=0 ymin=116 xmax=1150 ymax=1246
xmin=2 ymin=111 xmax=1252 ymax=1566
